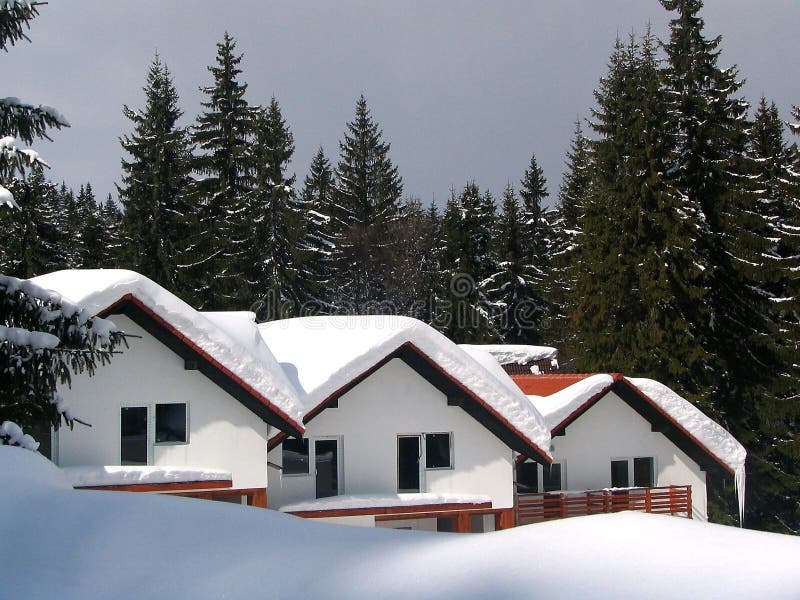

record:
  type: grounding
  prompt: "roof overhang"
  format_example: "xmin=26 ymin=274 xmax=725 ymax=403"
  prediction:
xmin=100 ymin=294 xmax=304 ymax=436
xmin=550 ymin=377 xmax=735 ymax=477
xmin=269 ymin=341 xmax=551 ymax=464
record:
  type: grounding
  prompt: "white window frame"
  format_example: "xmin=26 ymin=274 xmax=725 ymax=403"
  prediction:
xmin=610 ymin=456 xmax=657 ymax=488
xmin=120 ymin=402 xmax=190 ymax=465
xmin=423 ymin=432 xmax=454 ymax=471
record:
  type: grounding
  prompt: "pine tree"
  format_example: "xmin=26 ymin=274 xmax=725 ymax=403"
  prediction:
xmin=437 ymin=182 xmax=497 ymax=343
xmin=298 ymin=147 xmax=336 ymax=311
xmin=549 ymin=120 xmax=592 ymax=365
xmin=739 ymin=98 xmax=800 ymax=532
xmin=330 ymin=95 xmax=403 ymax=312
xmin=0 ymin=170 xmax=64 ymax=277
xmin=182 ymin=33 xmax=256 ymax=309
xmin=118 ymin=54 xmax=192 ymax=291
xmin=487 ymin=184 xmax=547 ymax=343
xmin=245 ymin=98 xmax=306 ymax=320
xmin=0 ymin=3 xmax=125 ymax=444
xmin=100 ymin=195 xmax=124 ymax=266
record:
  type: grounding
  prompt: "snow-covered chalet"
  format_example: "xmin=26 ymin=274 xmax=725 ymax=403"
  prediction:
xmin=25 ymin=269 xmax=746 ymax=530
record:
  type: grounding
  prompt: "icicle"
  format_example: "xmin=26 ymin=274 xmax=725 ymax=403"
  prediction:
xmin=734 ymin=463 xmax=746 ymax=527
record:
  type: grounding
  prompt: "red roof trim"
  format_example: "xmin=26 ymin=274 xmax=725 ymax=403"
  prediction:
xmin=620 ymin=377 xmax=735 ymax=476
xmin=269 ymin=341 xmax=551 ymax=463
xmin=511 ymin=373 xmax=735 ymax=476
xmin=100 ymin=293 xmax=304 ymax=435
xmin=549 ymin=373 xmax=623 ymax=433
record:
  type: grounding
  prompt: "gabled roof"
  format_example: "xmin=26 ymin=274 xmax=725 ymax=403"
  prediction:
xmin=516 ymin=372 xmax=747 ymax=521
xmin=29 ymin=270 xmax=305 ymax=435
xmin=259 ymin=316 xmax=552 ymax=462
xmin=515 ymin=373 xmax=746 ymax=477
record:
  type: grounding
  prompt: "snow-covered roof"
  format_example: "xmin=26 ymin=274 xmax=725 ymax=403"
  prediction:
xmin=29 ymin=270 xmax=305 ymax=432
xmin=63 ymin=465 xmax=232 ymax=488
xmin=521 ymin=373 xmax=746 ymax=520
xmin=461 ymin=344 xmax=558 ymax=365
xmin=280 ymin=492 xmax=491 ymax=514
xmin=258 ymin=315 xmax=551 ymax=459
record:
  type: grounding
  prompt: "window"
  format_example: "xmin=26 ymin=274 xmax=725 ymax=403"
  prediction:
xmin=155 ymin=403 xmax=187 ymax=444
xmin=121 ymin=407 xmax=148 ymax=465
xmin=611 ymin=457 xmax=656 ymax=488
xmin=516 ymin=460 xmax=565 ymax=493
xmin=315 ymin=438 xmax=340 ymax=498
xmin=282 ymin=437 xmax=310 ymax=475
xmin=425 ymin=433 xmax=452 ymax=469
xmin=398 ymin=435 xmax=421 ymax=492
xmin=543 ymin=463 xmax=562 ymax=492
xmin=634 ymin=457 xmax=655 ymax=487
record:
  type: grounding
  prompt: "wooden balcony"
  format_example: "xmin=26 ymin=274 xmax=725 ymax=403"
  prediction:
xmin=515 ymin=485 xmax=692 ymax=525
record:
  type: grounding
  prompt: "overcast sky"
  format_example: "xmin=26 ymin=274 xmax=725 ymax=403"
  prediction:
xmin=6 ymin=1 xmax=799 ymax=208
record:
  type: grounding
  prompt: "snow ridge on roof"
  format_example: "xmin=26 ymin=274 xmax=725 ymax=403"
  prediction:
xmin=526 ymin=374 xmax=616 ymax=430
xmin=29 ymin=270 xmax=305 ymax=428
xmin=279 ymin=492 xmax=491 ymax=513
xmin=259 ymin=315 xmax=551 ymax=455
xmin=64 ymin=465 xmax=232 ymax=488
xmin=462 ymin=343 xmax=558 ymax=365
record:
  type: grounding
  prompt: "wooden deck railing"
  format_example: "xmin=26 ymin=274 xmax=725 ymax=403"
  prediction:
xmin=515 ymin=485 xmax=692 ymax=525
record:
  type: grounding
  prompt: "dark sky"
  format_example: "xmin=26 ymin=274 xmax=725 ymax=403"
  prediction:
xmin=6 ymin=1 xmax=799 ymax=207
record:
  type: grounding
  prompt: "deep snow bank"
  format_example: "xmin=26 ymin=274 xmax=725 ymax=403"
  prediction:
xmin=2 ymin=447 xmax=799 ymax=599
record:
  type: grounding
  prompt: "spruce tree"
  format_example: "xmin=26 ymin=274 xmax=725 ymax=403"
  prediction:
xmin=0 ymin=2 xmax=125 ymax=443
xmin=487 ymin=184 xmax=547 ymax=343
xmin=437 ymin=182 xmax=497 ymax=343
xmin=298 ymin=146 xmax=336 ymax=311
xmin=118 ymin=54 xmax=192 ymax=290
xmin=244 ymin=98 xmax=306 ymax=319
xmin=183 ymin=33 xmax=256 ymax=309
xmin=330 ymin=95 xmax=403 ymax=312
xmin=549 ymin=120 xmax=592 ymax=364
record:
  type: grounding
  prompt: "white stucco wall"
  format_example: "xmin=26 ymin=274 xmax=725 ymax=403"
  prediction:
xmin=549 ymin=391 xmax=708 ymax=521
xmin=268 ymin=358 xmax=515 ymax=510
xmin=55 ymin=315 xmax=269 ymax=489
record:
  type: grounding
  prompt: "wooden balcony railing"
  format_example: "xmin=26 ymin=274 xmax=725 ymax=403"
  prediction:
xmin=515 ymin=485 xmax=692 ymax=526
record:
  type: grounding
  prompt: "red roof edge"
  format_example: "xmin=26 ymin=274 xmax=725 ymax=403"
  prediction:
xmin=620 ymin=377 xmax=735 ymax=476
xmin=100 ymin=293 xmax=304 ymax=436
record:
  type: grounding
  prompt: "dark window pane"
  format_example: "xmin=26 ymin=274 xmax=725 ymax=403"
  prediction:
xmin=121 ymin=407 xmax=148 ymax=465
xmin=516 ymin=461 xmax=539 ymax=493
xmin=425 ymin=433 xmax=451 ymax=469
xmin=282 ymin=437 xmax=309 ymax=475
xmin=543 ymin=463 xmax=562 ymax=492
xmin=634 ymin=457 xmax=655 ymax=487
xmin=27 ymin=420 xmax=52 ymax=460
xmin=611 ymin=460 xmax=629 ymax=487
xmin=315 ymin=439 xmax=339 ymax=498
xmin=398 ymin=436 xmax=420 ymax=492
xmin=436 ymin=517 xmax=453 ymax=532
xmin=155 ymin=403 xmax=187 ymax=443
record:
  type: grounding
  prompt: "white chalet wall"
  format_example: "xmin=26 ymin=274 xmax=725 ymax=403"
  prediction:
xmin=550 ymin=391 xmax=708 ymax=520
xmin=56 ymin=315 xmax=269 ymax=489
xmin=268 ymin=358 xmax=515 ymax=509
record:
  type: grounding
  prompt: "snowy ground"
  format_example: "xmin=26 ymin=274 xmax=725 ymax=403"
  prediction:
xmin=3 ymin=447 xmax=799 ymax=599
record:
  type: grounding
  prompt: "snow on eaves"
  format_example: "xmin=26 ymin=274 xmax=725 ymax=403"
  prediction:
xmin=63 ymin=465 xmax=232 ymax=488
xmin=259 ymin=315 xmax=551 ymax=456
xmin=29 ymin=269 xmax=305 ymax=428
xmin=462 ymin=343 xmax=558 ymax=366
xmin=280 ymin=492 xmax=491 ymax=513
xmin=526 ymin=374 xmax=616 ymax=431
xmin=626 ymin=378 xmax=746 ymax=473
xmin=526 ymin=374 xmax=746 ymax=475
